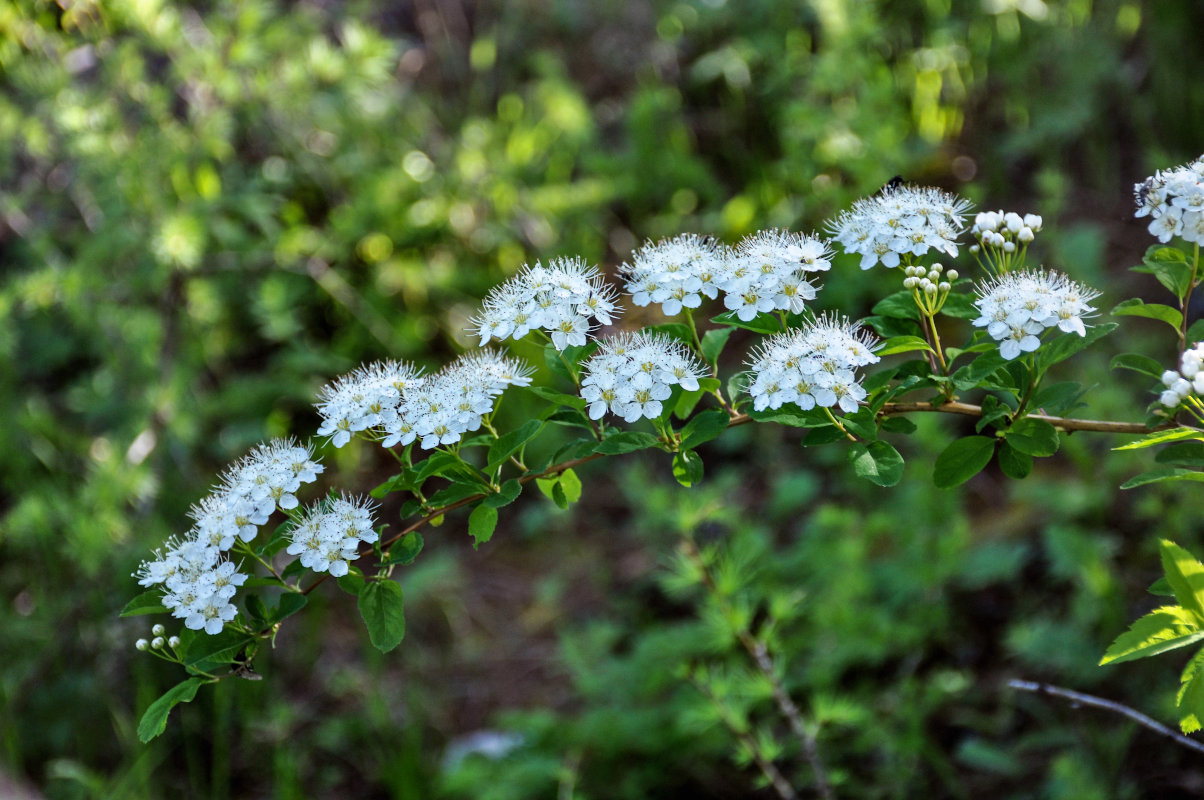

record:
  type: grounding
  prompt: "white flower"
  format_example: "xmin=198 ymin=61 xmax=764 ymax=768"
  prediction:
xmin=828 ymin=184 xmax=971 ymax=269
xmin=746 ymin=315 xmax=880 ymax=413
xmin=471 ymin=258 xmax=621 ymax=350
xmin=1136 ymin=155 xmax=1204 ymax=244
xmin=971 ymin=269 xmax=1100 ymax=359
xmin=714 ymin=230 xmax=826 ymax=319
xmin=286 ymin=495 xmax=379 ymax=578
xmin=580 ymin=331 xmax=707 ymax=422
xmin=621 ymin=234 xmax=726 ymax=316
xmin=316 ymin=361 xmax=425 ymax=447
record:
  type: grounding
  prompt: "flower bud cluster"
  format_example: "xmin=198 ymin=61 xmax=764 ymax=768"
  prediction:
xmin=286 ymin=494 xmax=379 ymax=578
xmin=827 ymin=184 xmax=971 ymax=270
xmin=971 ymin=269 xmax=1100 ymax=360
xmin=969 ymin=210 xmax=1043 ymax=255
xmin=580 ymin=332 xmax=707 ymax=422
xmin=135 ymin=626 xmax=181 ymax=652
xmin=747 ymin=315 xmax=881 ymax=414
xmin=1159 ymin=344 xmax=1204 ymax=408
xmin=902 ymin=264 xmax=958 ymax=296
xmin=134 ymin=439 xmax=325 ymax=634
xmin=1135 ymin=155 xmax=1204 ymax=244
xmin=380 ymin=351 xmax=534 ymax=449
xmin=316 ymin=361 xmax=425 ymax=448
xmin=471 ymin=258 xmax=620 ymax=350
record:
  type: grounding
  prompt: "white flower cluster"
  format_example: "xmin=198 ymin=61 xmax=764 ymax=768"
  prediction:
xmin=1135 ymin=155 xmax=1204 ymax=244
xmin=621 ymin=230 xmax=830 ymax=323
xmin=1159 ymin=343 xmax=1204 ymax=408
xmin=134 ymin=439 xmax=325 ymax=634
xmin=971 ymin=269 xmax=1100 ymax=360
xmin=380 ymin=351 xmax=534 ymax=449
xmin=580 ymin=332 xmax=707 ymax=422
xmin=718 ymin=230 xmax=829 ymax=321
xmin=471 ymin=258 xmax=620 ymax=350
xmin=827 ymin=184 xmax=971 ymax=269
xmin=747 ymin=315 xmax=881 ymax=413
xmin=316 ymin=361 xmax=425 ymax=448
xmin=622 ymin=234 xmax=725 ymax=316
xmin=969 ymin=210 xmax=1043 ymax=252
xmin=286 ymin=495 xmax=379 ymax=578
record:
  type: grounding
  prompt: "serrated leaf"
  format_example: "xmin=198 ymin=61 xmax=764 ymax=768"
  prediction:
xmin=121 ymin=589 xmax=168 ymax=617
xmin=1135 ymin=245 xmax=1194 ymax=299
xmin=672 ymin=449 xmax=704 ymax=487
xmin=701 ymin=328 xmax=733 ymax=365
xmin=137 ymin=678 xmax=205 ymax=743
xmin=1161 ymin=540 xmax=1204 ymax=620
xmin=1179 ymin=649 xmax=1204 ymax=734
xmin=1119 ymin=467 xmax=1204 ymax=489
xmin=486 ymin=419 xmax=543 ymax=471
xmin=1006 ymin=418 xmax=1060 ymax=457
xmin=484 ymin=479 xmax=523 ymax=509
xmin=428 ymin=480 xmax=488 ymax=508
xmin=1150 ymin=576 xmax=1175 ymax=596
xmin=934 ymin=436 xmax=996 ymax=488
xmin=1114 ymin=427 xmax=1202 ymax=451
xmin=1037 ymin=323 xmax=1118 ymax=370
xmin=595 ymin=431 xmax=660 ymax=455
xmin=382 ymin=531 xmax=424 ymax=566
xmin=1111 ymin=299 xmax=1183 ymax=331
xmin=358 ymin=580 xmax=405 ymax=653
xmin=1110 ymin=352 xmax=1167 ymax=379
xmin=997 ymin=441 xmax=1032 ymax=479
xmin=849 ymin=441 xmax=904 ymax=487
xmin=680 ymin=408 xmax=730 ymax=450
xmin=468 ymin=505 xmax=499 ymax=548
xmin=876 ymin=335 xmax=933 ymax=356
xmin=1100 ymin=605 xmax=1204 ymax=665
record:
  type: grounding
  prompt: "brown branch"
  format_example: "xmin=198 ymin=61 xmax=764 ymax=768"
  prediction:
xmin=878 ymin=401 xmax=1171 ymax=435
xmin=1008 ymin=679 xmax=1204 ymax=757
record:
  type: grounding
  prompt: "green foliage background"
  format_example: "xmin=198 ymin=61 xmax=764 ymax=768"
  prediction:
xmin=2 ymin=0 xmax=1204 ymax=796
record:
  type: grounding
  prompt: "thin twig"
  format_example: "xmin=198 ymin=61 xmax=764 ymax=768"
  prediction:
xmin=1008 ymin=679 xmax=1204 ymax=756
xmin=876 ymin=401 xmax=1175 ymax=435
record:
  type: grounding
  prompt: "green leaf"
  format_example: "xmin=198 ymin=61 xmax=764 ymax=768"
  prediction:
xmin=184 ymin=629 xmax=255 ymax=670
xmin=1114 ymin=426 xmax=1202 ymax=451
xmin=483 ymin=479 xmax=523 ymax=509
xmin=672 ymin=450 xmax=704 ymax=487
xmin=1134 ymin=244 xmax=1193 ymax=299
xmin=358 ymin=580 xmax=406 ymax=653
xmin=871 ymin=291 xmax=920 ymax=320
xmin=880 ymin=416 xmax=916 ymax=434
xmin=381 ymin=532 xmax=424 ymax=566
xmin=1006 ymin=418 xmax=1060 ymax=457
xmin=524 ymin=384 xmax=587 ymax=411
xmin=137 ymin=678 xmax=205 ymax=743
xmin=749 ymin=407 xmax=829 ymax=427
xmin=933 ymin=436 xmax=996 ymax=488
xmin=1111 ymin=298 xmax=1183 ymax=331
xmin=701 ymin=328 xmax=734 ymax=365
xmin=680 ymin=408 xmax=731 ymax=450
xmin=875 ymin=335 xmax=932 ymax=356
xmin=849 ymin=441 xmax=904 ymax=487
xmin=559 ymin=468 xmax=583 ymax=503
xmin=841 ymin=407 xmax=878 ymax=441
xmin=1161 ymin=540 xmax=1204 ymax=620
xmin=120 ymin=589 xmax=168 ymax=617
xmin=1036 ymin=322 xmax=1118 ymax=371
xmin=270 ymin=593 xmax=307 ymax=625
xmin=1100 ymin=605 xmax=1204 ymax=665
xmin=645 ymin=323 xmax=693 ymax=345
xmin=337 ymin=573 xmax=366 ymax=596
xmin=596 ymin=431 xmax=660 ymax=455
xmin=468 ymin=505 xmax=499 ymax=548
xmin=709 ymin=310 xmax=781 ymax=334
xmin=974 ymin=395 xmax=1012 ymax=433
xmin=803 ymin=426 xmax=847 ymax=446
xmin=939 ymin=292 xmax=980 ymax=320
xmin=951 ymin=351 xmax=1009 ymax=392
xmin=486 ymin=420 xmax=543 ymax=471
xmin=1119 ymin=467 xmax=1204 ymax=489
xmin=1031 ymin=381 xmax=1087 ymax=416
xmin=996 ymin=441 xmax=1032 ymax=479
xmin=1188 ymin=318 xmax=1204 ymax=346
xmin=428 ymin=480 xmax=488 ymax=508
xmin=1178 ymin=649 xmax=1204 ymax=734
xmin=1110 ymin=352 xmax=1168 ymax=379
xmin=862 ymin=315 xmax=922 ymax=339
xmin=1156 ymin=441 xmax=1204 ymax=467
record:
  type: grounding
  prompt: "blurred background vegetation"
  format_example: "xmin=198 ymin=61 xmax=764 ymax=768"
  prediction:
xmin=2 ymin=0 xmax=1204 ymax=797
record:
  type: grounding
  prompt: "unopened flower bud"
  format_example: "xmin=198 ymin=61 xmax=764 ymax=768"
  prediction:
xmin=1162 ymin=389 xmax=1184 ymax=408
xmin=152 ymin=637 xmax=166 ymax=649
xmin=946 ymin=270 xmax=959 ymax=281
xmin=1174 ymin=378 xmax=1192 ymax=396
xmin=1004 ymin=212 xmax=1023 ymax=233
xmin=1193 ymin=373 xmax=1204 ymax=395
xmin=1018 ymin=227 xmax=1035 ymax=243
xmin=924 ymin=283 xmax=938 ymax=295
xmin=152 ymin=624 xmax=165 ymax=636
xmin=969 ymin=244 xmax=980 ymax=254
xmin=991 ymin=231 xmax=1006 ymax=247
xmin=168 ymin=636 xmax=181 ymax=648
xmin=1002 ymin=241 xmax=1016 ymax=253
xmin=904 ymin=277 xmax=918 ymax=289
xmin=1164 ymin=370 xmax=1183 ymax=387
xmin=135 ymin=639 xmax=150 ymax=652
xmin=1024 ymin=213 xmax=1043 ymax=231
xmin=938 ymin=281 xmax=951 ymax=292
